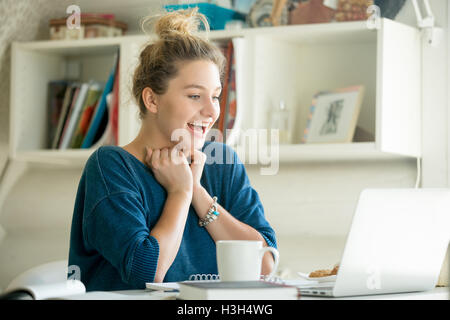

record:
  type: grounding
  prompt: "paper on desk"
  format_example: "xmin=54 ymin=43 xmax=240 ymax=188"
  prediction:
xmin=146 ymin=282 xmax=180 ymax=292
xmin=146 ymin=279 xmax=222 ymax=292
xmin=146 ymin=279 xmax=318 ymax=291
xmin=58 ymin=290 xmax=178 ymax=300
xmin=283 ymin=279 xmax=321 ymax=287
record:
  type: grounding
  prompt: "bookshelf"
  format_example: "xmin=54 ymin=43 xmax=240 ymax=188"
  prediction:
xmin=8 ymin=18 xmax=421 ymax=167
xmin=232 ymin=18 xmax=421 ymax=163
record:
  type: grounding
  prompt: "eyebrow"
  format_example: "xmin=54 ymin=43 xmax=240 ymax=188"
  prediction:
xmin=183 ymin=84 xmax=222 ymax=91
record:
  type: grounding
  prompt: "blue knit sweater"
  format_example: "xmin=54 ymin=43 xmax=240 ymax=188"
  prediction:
xmin=68 ymin=142 xmax=277 ymax=291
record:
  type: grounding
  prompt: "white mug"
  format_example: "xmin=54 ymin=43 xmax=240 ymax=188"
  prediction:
xmin=216 ymin=240 xmax=280 ymax=281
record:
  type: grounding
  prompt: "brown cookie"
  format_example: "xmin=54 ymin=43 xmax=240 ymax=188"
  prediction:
xmin=309 ymin=269 xmax=332 ymax=278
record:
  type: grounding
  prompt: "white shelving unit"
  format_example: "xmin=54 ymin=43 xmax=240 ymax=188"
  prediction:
xmin=0 ymin=18 xmax=423 ymax=243
xmin=232 ymin=19 xmax=421 ymax=163
xmin=8 ymin=18 xmax=421 ymax=167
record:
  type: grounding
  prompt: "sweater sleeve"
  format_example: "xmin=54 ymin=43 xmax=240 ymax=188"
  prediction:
xmin=84 ymin=192 xmax=159 ymax=288
xmin=225 ymin=146 xmax=278 ymax=249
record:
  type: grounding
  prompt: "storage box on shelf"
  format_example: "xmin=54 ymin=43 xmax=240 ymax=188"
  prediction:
xmin=8 ymin=18 xmax=421 ymax=167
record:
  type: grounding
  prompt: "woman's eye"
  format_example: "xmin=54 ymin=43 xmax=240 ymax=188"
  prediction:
xmin=188 ymin=95 xmax=221 ymax=101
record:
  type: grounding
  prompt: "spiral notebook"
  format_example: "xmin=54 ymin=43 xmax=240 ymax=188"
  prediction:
xmin=146 ymin=274 xmax=220 ymax=292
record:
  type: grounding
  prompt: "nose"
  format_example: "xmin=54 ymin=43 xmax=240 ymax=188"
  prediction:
xmin=201 ymin=97 xmax=220 ymax=120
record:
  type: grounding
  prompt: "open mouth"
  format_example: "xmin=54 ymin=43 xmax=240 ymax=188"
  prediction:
xmin=187 ymin=122 xmax=208 ymax=136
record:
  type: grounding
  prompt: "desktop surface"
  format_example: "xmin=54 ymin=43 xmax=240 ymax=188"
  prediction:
xmin=100 ymin=287 xmax=449 ymax=300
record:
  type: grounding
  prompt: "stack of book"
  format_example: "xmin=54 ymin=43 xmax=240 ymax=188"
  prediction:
xmin=178 ymin=281 xmax=299 ymax=300
xmin=47 ymin=51 xmax=119 ymax=150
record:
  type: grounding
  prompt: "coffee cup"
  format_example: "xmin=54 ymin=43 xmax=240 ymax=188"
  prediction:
xmin=216 ymin=240 xmax=279 ymax=281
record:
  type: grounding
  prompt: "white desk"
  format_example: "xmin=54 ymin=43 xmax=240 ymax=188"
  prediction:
xmin=64 ymin=287 xmax=448 ymax=300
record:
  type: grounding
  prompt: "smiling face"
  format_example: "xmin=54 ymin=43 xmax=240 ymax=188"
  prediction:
xmin=141 ymin=59 xmax=222 ymax=152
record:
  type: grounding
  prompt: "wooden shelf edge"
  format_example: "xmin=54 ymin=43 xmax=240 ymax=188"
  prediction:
xmin=235 ymin=142 xmax=415 ymax=164
xmin=15 ymin=18 xmax=381 ymax=50
xmin=13 ymin=149 xmax=95 ymax=167
xmin=11 ymin=142 xmax=417 ymax=168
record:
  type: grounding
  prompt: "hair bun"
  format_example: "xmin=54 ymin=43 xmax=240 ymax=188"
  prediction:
xmin=142 ymin=7 xmax=210 ymax=39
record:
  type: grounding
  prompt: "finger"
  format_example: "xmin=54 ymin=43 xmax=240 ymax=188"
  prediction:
xmin=151 ymin=149 xmax=161 ymax=168
xmin=175 ymin=143 xmax=191 ymax=162
xmin=169 ymin=147 xmax=183 ymax=165
xmin=192 ymin=149 xmax=206 ymax=165
xmin=161 ymin=148 xmax=169 ymax=161
xmin=145 ymin=147 xmax=153 ymax=164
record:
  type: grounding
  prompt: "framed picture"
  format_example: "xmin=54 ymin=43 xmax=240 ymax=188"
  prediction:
xmin=302 ymin=85 xmax=365 ymax=143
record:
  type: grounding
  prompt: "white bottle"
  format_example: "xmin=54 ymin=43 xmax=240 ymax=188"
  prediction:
xmin=270 ymin=100 xmax=291 ymax=144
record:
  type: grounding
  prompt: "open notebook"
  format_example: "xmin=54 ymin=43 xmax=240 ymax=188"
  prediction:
xmin=0 ymin=280 xmax=86 ymax=300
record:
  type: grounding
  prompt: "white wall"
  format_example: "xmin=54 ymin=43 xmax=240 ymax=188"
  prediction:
xmin=0 ymin=0 xmax=448 ymax=290
xmin=397 ymin=0 xmax=449 ymax=286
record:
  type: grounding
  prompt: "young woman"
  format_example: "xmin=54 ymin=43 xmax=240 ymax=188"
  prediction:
xmin=68 ymin=8 xmax=277 ymax=291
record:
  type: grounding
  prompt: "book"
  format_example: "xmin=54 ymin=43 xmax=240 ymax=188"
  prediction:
xmin=223 ymin=37 xmax=243 ymax=146
xmin=81 ymin=51 xmax=119 ymax=149
xmin=110 ymin=60 xmax=120 ymax=145
xmin=224 ymin=45 xmax=237 ymax=140
xmin=88 ymin=60 xmax=120 ymax=149
xmin=51 ymin=83 xmax=77 ymax=149
xmin=214 ymin=40 xmax=233 ymax=141
xmin=58 ymin=84 xmax=81 ymax=149
xmin=69 ymin=82 xmax=103 ymax=148
xmin=0 ymin=280 xmax=85 ymax=300
xmin=59 ymin=82 xmax=90 ymax=149
xmin=89 ymin=90 xmax=115 ymax=149
xmin=178 ymin=281 xmax=299 ymax=300
xmin=47 ymin=80 xmax=69 ymax=148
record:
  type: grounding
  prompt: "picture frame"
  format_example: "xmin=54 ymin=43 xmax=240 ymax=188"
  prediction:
xmin=302 ymin=85 xmax=365 ymax=144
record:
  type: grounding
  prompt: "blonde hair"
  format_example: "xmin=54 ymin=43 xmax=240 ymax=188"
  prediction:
xmin=132 ymin=8 xmax=226 ymax=118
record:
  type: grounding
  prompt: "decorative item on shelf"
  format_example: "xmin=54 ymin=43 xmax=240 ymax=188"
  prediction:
xmin=302 ymin=85 xmax=365 ymax=144
xmin=233 ymin=0 xmax=259 ymax=14
xmin=164 ymin=3 xmax=246 ymax=30
xmin=247 ymin=0 xmax=290 ymax=27
xmin=288 ymin=0 xmax=336 ymax=25
xmin=49 ymin=13 xmax=127 ymax=40
xmin=269 ymin=100 xmax=292 ymax=144
xmin=334 ymin=0 xmax=374 ymax=22
xmin=374 ymin=0 xmax=406 ymax=20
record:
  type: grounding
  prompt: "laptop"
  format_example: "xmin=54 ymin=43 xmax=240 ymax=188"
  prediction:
xmin=299 ymin=188 xmax=450 ymax=297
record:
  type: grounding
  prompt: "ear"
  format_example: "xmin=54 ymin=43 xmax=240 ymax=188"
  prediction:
xmin=141 ymin=87 xmax=158 ymax=114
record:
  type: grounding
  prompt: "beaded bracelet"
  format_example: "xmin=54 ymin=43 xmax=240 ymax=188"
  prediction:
xmin=198 ymin=196 xmax=220 ymax=227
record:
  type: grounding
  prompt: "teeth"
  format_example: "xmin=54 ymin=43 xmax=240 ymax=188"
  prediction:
xmin=188 ymin=122 xmax=208 ymax=128
xmin=188 ymin=122 xmax=208 ymax=134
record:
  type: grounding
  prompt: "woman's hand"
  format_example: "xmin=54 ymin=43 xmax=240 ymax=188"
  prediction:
xmin=190 ymin=149 xmax=207 ymax=191
xmin=145 ymin=147 xmax=193 ymax=196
